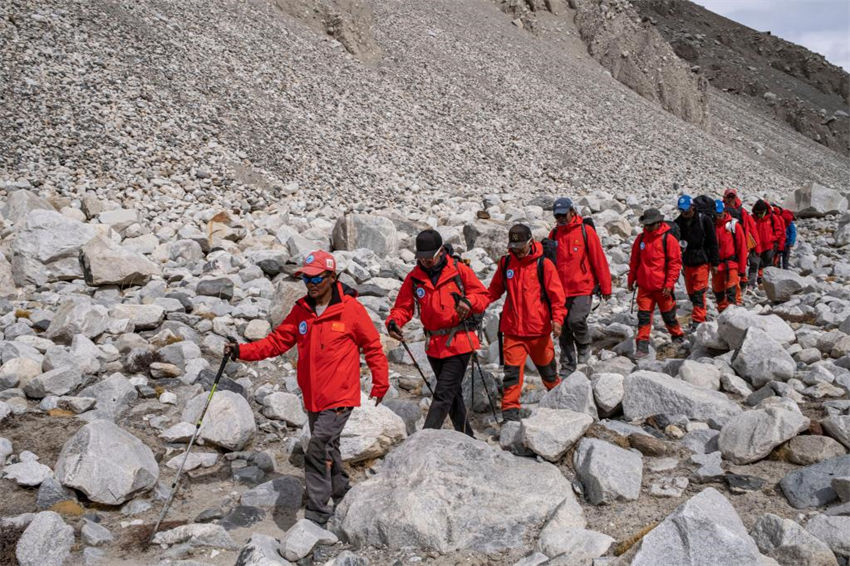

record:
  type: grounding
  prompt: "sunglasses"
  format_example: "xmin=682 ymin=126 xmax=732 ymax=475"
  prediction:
xmin=418 ymin=247 xmax=443 ymax=261
xmin=301 ymin=274 xmax=327 ymax=285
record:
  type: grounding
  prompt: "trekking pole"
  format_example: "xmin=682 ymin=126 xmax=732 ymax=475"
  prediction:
xmin=460 ymin=317 xmax=500 ymax=424
xmin=629 ymin=286 xmax=637 ymax=314
xmin=149 ymin=353 xmax=229 ymax=544
xmin=399 ymin=339 xmax=435 ymax=396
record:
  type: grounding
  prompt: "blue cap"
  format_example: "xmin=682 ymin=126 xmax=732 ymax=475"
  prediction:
xmin=553 ymin=197 xmax=574 ymax=215
xmin=714 ymin=199 xmax=724 ymax=214
xmin=677 ymin=195 xmax=693 ymax=211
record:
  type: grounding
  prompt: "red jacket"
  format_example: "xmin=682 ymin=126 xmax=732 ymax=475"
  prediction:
xmin=549 ymin=215 xmax=612 ymax=297
xmin=628 ymin=223 xmax=682 ymax=292
xmin=238 ymin=282 xmax=389 ymax=412
xmin=488 ymin=241 xmax=568 ymax=337
xmin=771 ymin=205 xmax=787 ymax=251
xmin=726 ymin=197 xmax=760 ymax=252
xmin=714 ymin=212 xmax=748 ymax=273
xmin=753 ymin=211 xmax=783 ymax=253
xmin=386 ymin=257 xmax=489 ymax=359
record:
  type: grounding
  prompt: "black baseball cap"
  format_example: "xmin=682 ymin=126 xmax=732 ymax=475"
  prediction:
xmin=415 ymin=229 xmax=443 ymax=259
xmin=507 ymin=224 xmax=532 ymax=249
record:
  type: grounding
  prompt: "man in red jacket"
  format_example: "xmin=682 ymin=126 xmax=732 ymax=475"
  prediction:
xmin=386 ymin=229 xmax=489 ymax=435
xmin=224 ymin=250 xmax=388 ymax=526
xmin=712 ymin=200 xmax=748 ymax=312
xmin=752 ymin=199 xmax=783 ymax=284
xmin=549 ymin=197 xmax=612 ymax=375
xmin=723 ymin=189 xmax=759 ymax=294
xmin=488 ymin=224 xmax=567 ymax=421
xmin=627 ymin=208 xmax=685 ymax=359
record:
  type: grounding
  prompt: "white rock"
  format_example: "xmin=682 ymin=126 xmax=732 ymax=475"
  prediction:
xmin=281 ymin=518 xmax=338 ymax=561
xmin=521 ymin=408 xmax=593 ymax=462
xmin=261 ymin=392 xmax=307 ymax=427
xmin=718 ymin=397 xmax=810 ymax=464
xmin=182 ymin=390 xmax=256 ymax=451
xmin=15 ymin=511 xmax=74 ymax=566
xmin=573 ymin=437 xmax=642 ymax=504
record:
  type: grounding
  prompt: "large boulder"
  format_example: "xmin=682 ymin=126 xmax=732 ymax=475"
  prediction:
xmin=762 ymin=267 xmax=817 ymax=303
xmin=80 ymin=236 xmax=160 ymax=287
xmin=182 ymin=390 xmax=256 ymax=451
xmin=77 ymin=373 xmax=138 ymax=420
xmin=332 ymin=214 xmax=398 ymax=257
xmin=573 ymin=438 xmax=642 ymax=504
xmin=55 ymin=420 xmax=159 ymax=505
xmin=22 ymin=366 xmax=83 ymax=399
xmin=521 ymin=408 xmax=593 ymax=461
xmin=784 ymin=183 xmax=848 ymax=218
xmin=780 ymin=455 xmax=850 ymax=509
xmin=732 ymin=328 xmax=796 ymax=388
xmin=752 ymin=513 xmax=838 ymax=566
xmin=110 ymin=303 xmax=165 ymax=331
xmin=2 ymin=189 xmax=53 ymax=221
xmin=631 ymin=488 xmax=764 ymax=565
xmin=805 ymin=514 xmax=849 ymax=559
xmin=718 ymin=306 xmax=796 ymax=349
xmin=15 ymin=511 xmax=74 ymax=566
xmin=11 ymin=209 xmax=98 ymax=286
xmin=44 ymin=298 xmax=109 ymax=344
xmin=622 ymin=370 xmax=742 ymax=426
xmin=718 ymin=397 xmax=810 ymax=464
xmin=336 ymin=430 xmax=584 ymax=554
xmin=822 ymin=415 xmax=850 ymax=449
xmin=300 ymin=393 xmax=406 ymax=463
xmin=540 ymin=371 xmax=598 ymax=419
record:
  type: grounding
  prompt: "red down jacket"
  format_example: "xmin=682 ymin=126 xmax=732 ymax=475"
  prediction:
xmin=238 ymin=282 xmax=389 ymax=412
xmin=549 ymin=214 xmax=613 ymax=297
xmin=488 ymin=241 xmax=568 ymax=337
xmin=627 ymin=223 xmax=682 ymax=292
xmin=714 ymin=212 xmax=748 ymax=273
xmin=386 ymin=257 xmax=489 ymax=359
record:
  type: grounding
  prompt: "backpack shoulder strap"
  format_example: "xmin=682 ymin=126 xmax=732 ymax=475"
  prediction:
xmin=537 ymin=257 xmax=551 ymax=316
xmin=452 ymin=258 xmax=466 ymax=296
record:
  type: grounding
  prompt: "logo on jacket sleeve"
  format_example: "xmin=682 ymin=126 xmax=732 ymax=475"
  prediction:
xmin=298 ymin=321 xmax=308 ymax=335
xmin=506 ymin=269 xmax=514 ymax=279
xmin=415 ymin=287 xmax=425 ymax=299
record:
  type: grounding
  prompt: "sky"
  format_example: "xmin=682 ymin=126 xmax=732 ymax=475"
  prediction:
xmin=695 ymin=0 xmax=850 ymax=71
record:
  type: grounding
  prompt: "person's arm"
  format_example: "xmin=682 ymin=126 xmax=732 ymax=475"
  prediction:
xmin=543 ymin=258 xmax=567 ymax=325
xmin=351 ymin=301 xmax=389 ymax=402
xmin=704 ymin=215 xmax=720 ymax=266
xmin=458 ymin=262 xmax=490 ymax=314
xmin=665 ymin=233 xmax=683 ymax=291
xmin=487 ymin=257 xmax=507 ymax=305
xmin=627 ymin=236 xmax=640 ymax=289
xmin=238 ymin=308 xmax=300 ymax=361
xmin=586 ymin=225 xmax=613 ymax=296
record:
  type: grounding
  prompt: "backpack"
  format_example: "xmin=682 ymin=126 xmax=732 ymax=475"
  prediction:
xmin=693 ymin=195 xmax=716 ymax=216
xmin=499 ymin=253 xmax=552 ymax=316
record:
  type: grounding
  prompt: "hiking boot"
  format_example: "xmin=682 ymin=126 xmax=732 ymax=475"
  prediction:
xmin=689 ymin=321 xmax=700 ymax=332
xmin=502 ymin=408 xmax=521 ymax=422
xmin=672 ymin=335 xmax=686 ymax=345
xmin=577 ymin=345 xmax=591 ymax=364
xmin=634 ymin=341 xmax=650 ymax=359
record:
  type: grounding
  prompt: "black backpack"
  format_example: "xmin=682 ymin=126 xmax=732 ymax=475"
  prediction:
xmin=693 ymin=195 xmax=716 ymax=216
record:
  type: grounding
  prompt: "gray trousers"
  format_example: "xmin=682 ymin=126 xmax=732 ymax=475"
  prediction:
xmin=305 ymin=407 xmax=352 ymax=524
xmin=559 ymin=295 xmax=592 ymax=372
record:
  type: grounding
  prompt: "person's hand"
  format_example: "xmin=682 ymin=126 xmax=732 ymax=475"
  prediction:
xmin=628 ymin=282 xmax=636 ymax=292
xmin=224 ymin=340 xmax=239 ymax=360
xmin=662 ymin=287 xmax=673 ymax=297
xmin=602 ymin=294 xmax=611 ymax=301
xmin=454 ymin=296 xmax=472 ymax=320
xmin=387 ymin=320 xmax=403 ymax=341
xmin=370 ymin=395 xmax=383 ymax=406
xmin=552 ymin=320 xmax=562 ymax=338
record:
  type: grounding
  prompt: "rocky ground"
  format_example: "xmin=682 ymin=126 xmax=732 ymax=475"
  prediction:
xmin=1 ymin=0 xmax=850 ymax=565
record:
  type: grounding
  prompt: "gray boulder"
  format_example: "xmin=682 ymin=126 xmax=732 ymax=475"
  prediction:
xmin=80 ymin=236 xmax=160 ymax=287
xmin=0 ymin=357 xmax=42 ymax=390
xmin=785 ymin=183 xmax=848 ymax=218
xmin=732 ymin=328 xmax=796 ymax=388
xmin=15 ymin=511 xmax=74 ymax=566
xmin=631 ymin=488 xmax=764 ymax=565
xmin=805 ymin=514 xmax=849 ymax=559
xmin=77 ymin=373 xmax=137 ymax=420
xmin=335 ymin=429 xmax=583 ymax=553
xmin=110 ymin=303 xmax=165 ymax=331
xmin=22 ymin=366 xmax=83 ymax=399
xmin=281 ymin=518 xmax=338 ymax=561
xmin=822 ymin=415 xmax=850 ymax=449
xmin=182 ymin=390 xmax=256 ymax=451
xmin=718 ymin=397 xmax=810 ymax=464
xmin=152 ymin=523 xmax=238 ymax=549
xmin=590 ymin=372 xmax=624 ymax=416
xmin=622 ymin=370 xmax=742 ymax=426
xmin=717 ymin=306 xmax=796 ymax=349
xmin=763 ymin=267 xmax=817 ymax=303
xmin=332 ymin=214 xmax=398 ymax=257
xmin=780 ymin=455 xmax=850 ymax=508
xmin=752 ymin=513 xmax=837 ymax=566
xmin=235 ymin=533 xmax=289 ymax=566
xmin=537 ymin=526 xmax=614 ymax=563
xmin=261 ymin=392 xmax=307 ymax=427
xmin=540 ymin=371 xmax=598 ymax=419
xmin=778 ymin=435 xmax=847 ymax=466
xmin=55 ymin=420 xmax=159 ymax=505
xmin=45 ymin=298 xmax=109 ymax=344
xmin=521 ymin=408 xmax=593 ymax=462
xmin=2 ymin=189 xmax=53 ymax=221
xmin=573 ymin=438 xmax=642 ymax=504
xmin=678 ymin=360 xmax=721 ymax=390
xmin=10 ymin=209 xmax=97 ymax=286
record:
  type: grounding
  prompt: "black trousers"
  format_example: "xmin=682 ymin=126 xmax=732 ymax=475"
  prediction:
xmin=559 ymin=294 xmax=592 ymax=371
xmin=304 ymin=407 xmax=352 ymax=524
xmin=424 ymin=353 xmax=474 ymax=436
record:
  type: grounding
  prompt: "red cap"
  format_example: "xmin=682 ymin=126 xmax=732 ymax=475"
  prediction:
xmin=724 ymin=188 xmax=738 ymax=198
xmin=294 ymin=250 xmax=336 ymax=276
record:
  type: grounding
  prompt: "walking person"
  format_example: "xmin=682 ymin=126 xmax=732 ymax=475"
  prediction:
xmin=674 ymin=194 xmax=719 ymax=328
xmin=386 ymin=229 xmax=489 ymax=436
xmin=712 ymin=200 xmax=748 ymax=312
xmin=488 ymin=225 xmax=567 ymax=421
xmin=722 ymin=188 xmax=759 ymax=295
xmin=548 ymin=197 xmax=612 ymax=376
xmin=774 ymin=204 xmax=797 ymax=269
xmin=627 ymin=208 xmax=685 ymax=358
xmin=751 ymin=199 xmax=783 ymax=285
xmin=224 ymin=250 xmax=388 ymax=526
